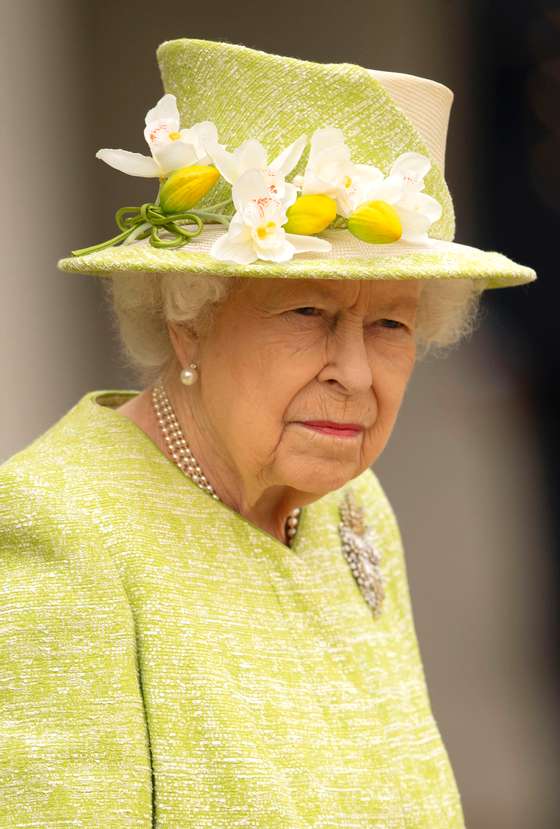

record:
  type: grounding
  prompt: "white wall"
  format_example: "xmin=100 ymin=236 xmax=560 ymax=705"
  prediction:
xmin=0 ymin=0 xmax=124 ymax=457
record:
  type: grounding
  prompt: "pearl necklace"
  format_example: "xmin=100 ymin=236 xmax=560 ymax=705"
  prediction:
xmin=151 ymin=383 xmax=301 ymax=547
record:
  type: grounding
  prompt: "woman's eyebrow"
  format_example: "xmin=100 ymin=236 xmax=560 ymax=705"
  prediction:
xmin=271 ymin=289 xmax=420 ymax=312
xmin=270 ymin=287 xmax=336 ymax=304
xmin=375 ymin=296 xmax=421 ymax=314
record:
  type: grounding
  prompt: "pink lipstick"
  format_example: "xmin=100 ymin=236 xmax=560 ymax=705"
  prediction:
xmin=299 ymin=421 xmax=364 ymax=438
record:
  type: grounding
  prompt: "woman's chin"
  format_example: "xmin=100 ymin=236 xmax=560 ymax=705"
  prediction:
xmin=278 ymin=426 xmax=367 ymax=490
xmin=279 ymin=457 xmax=364 ymax=497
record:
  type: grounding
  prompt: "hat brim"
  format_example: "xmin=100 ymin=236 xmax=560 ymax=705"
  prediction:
xmin=57 ymin=226 xmax=536 ymax=290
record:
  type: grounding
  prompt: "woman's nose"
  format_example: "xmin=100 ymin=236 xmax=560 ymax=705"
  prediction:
xmin=317 ymin=320 xmax=373 ymax=394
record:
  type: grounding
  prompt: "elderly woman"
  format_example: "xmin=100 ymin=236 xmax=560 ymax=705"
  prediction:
xmin=0 ymin=38 xmax=535 ymax=828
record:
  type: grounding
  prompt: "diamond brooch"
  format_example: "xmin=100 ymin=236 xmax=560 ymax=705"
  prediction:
xmin=338 ymin=488 xmax=386 ymax=618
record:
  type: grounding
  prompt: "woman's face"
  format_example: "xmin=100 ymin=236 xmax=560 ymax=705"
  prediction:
xmin=173 ymin=277 xmax=422 ymax=500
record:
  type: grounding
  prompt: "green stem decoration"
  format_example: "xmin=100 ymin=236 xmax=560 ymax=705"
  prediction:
xmin=201 ymin=197 xmax=234 ymax=212
xmin=122 ymin=221 xmax=151 ymax=246
xmin=188 ymin=210 xmax=231 ymax=225
xmin=71 ymin=199 xmax=233 ymax=257
xmin=329 ymin=215 xmax=349 ymax=230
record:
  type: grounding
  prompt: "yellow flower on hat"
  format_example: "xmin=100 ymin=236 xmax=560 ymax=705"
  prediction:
xmin=95 ymin=93 xmax=224 ymax=179
xmin=347 ymin=200 xmax=403 ymax=244
xmin=284 ymin=194 xmax=337 ymax=235
xmin=159 ymin=165 xmax=221 ymax=213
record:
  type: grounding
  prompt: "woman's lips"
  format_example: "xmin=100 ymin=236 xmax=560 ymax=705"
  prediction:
xmin=298 ymin=421 xmax=364 ymax=438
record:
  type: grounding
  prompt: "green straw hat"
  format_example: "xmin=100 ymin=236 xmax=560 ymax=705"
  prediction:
xmin=57 ymin=37 xmax=536 ymax=290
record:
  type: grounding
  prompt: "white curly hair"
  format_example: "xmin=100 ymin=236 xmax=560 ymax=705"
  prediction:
xmin=101 ymin=272 xmax=486 ymax=388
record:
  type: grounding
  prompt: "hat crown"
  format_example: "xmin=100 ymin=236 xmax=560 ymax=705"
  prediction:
xmin=367 ymin=69 xmax=453 ymax=176
xmin=156 ymin=38 xmax=455 ymax=241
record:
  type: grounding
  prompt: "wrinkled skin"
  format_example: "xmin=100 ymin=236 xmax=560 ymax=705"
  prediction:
xmin=117 ymin=277 xmax=422 ymax=544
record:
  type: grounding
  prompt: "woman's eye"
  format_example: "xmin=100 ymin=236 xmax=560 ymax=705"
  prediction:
xmin=293 ymin=307 xmax=321 ymax=317
xmin=378 ymin=319 xmax=407 ymax=330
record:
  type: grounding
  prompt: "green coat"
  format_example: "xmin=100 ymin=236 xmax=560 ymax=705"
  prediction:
xmin=0 ymin=389 xmax=466 ymax=828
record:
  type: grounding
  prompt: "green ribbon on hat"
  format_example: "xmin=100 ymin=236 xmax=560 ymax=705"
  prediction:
xmin=71 ymin=196 xmax=233 ymax=257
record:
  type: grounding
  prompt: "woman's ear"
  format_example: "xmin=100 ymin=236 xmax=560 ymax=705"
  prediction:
xmin=167 ymin=321 xmax=199 ymax=367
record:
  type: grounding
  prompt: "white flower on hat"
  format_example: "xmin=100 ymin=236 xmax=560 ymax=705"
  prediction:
xmin=96 ymin=93 xmax=224 ymax=178
xmin=387 ymin=151 xmax=443 ymax=243
xmin=209 ymin=168 xmax=332 ymax=264
xmin=291 ymin=127 xmax=396 ymax=218
xmin=205 ymin=134 xmax=308 ymax=203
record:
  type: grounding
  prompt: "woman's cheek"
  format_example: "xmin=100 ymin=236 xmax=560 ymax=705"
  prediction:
xmin=364 ymin=420 xmax=386 ymax=451
xmin=362 ymin=390 xmax=399 ymax=451
xmin=375 ymin=349 xmax=415 ymax=400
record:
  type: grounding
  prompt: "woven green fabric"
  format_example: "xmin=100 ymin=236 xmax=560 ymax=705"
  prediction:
xmin=0 ymin=390 xmax=466 ymax=827
xmin=56 ymin=38 xmax=537 ymax=290
xmin=58 ymin=230 xmax=536 ymax=289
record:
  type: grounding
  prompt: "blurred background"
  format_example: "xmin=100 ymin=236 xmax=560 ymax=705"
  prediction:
xmin=1 ymin=1 xmax=559 ymax=826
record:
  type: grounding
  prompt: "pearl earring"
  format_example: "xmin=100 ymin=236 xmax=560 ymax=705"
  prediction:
xmin=180 ymin=362 xmax=199 ymax=386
